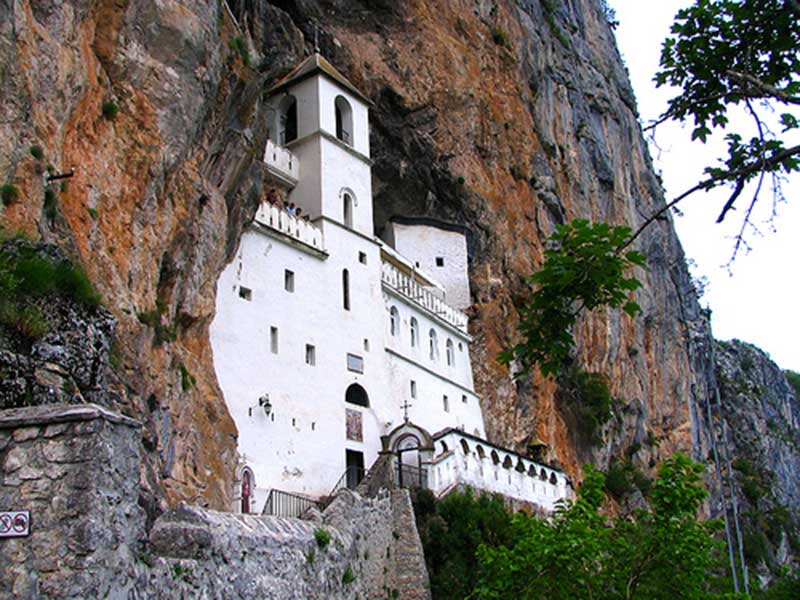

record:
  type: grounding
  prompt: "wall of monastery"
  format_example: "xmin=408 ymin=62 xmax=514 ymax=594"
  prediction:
xmin=0 ymin=404 xmax=430 ymax=600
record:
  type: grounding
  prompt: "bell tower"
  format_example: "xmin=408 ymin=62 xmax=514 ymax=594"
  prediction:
xmin=265 ymin=53 xmax=374 ymax=236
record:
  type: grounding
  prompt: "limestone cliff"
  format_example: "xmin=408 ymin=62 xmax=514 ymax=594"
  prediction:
xmin=1 ymin=1 xmax=796 ymax=566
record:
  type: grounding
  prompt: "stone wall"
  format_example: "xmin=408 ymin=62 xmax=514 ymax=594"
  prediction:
xmin=0 ymin=404 xmax=431 ymax=599
xmin=0 ymin=404 xmax=145 ymax=599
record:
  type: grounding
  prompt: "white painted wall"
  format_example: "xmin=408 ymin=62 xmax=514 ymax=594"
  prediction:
xmin=318 ymin=77 xmax=370 ymax=158
xmin=386 ymin=222 xmax=471 ymax=310
xmin=428 ymin=430 xmax=571 ymax=512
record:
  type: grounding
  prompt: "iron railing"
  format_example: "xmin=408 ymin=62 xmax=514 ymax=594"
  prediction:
xmin=323 ymin=465 xmax=366 ymax=506
xmin=397 ymin=463 xmax=428 ymax=490
xmin=261 ymin=488 xmax=322 ymax=518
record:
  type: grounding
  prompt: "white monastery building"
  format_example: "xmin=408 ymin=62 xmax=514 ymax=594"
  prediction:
xmin=210 ymin=53 xmax=570 ymax=516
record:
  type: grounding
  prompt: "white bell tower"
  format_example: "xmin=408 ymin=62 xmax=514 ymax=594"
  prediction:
xmin=265 ymin=53 xmax=374 ymax=236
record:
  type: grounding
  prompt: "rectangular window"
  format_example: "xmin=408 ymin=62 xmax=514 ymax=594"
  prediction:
xmin=443 ymin=395 xmax=449 ymax=412
xmin=305 ymin=344 xmax=315 ymax=366
xmin=347 ymin=353 xmax=364 ymax=373
xmin=435 ymin=257 xmax=445 ymax=267
xmin=462 ymin=394 xmax=468 ymax=404
xmin=284 ymin=269 xmax=295 ymax=292
xmin=410 ymin=380 xmax=417 ymax=399
xmin=363 ymin=338 xmax=370 ymax=352
xmin=358 ymin=251 xmax=367 ymax=264
xmin=238 ymin=286 xmax=252 ymax=301
xmin=270 ymin=327 xmax=279 ymax=354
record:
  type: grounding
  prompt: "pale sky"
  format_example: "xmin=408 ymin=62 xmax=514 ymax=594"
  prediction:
xmin=608 ymin=0 xmax=800 ymax=372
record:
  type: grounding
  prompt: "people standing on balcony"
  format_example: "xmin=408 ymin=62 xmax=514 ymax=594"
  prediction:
xmin=288 ymin=202 xmax=298 ymax=216
xmin=267 ymin=188 xmax=280 ymax=206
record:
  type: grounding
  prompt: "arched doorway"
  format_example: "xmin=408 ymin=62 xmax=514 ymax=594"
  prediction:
xmin=396 ymin=434 xmax=425 ymax=488
xmin=241 ymin=467 xmax=254 ymax=514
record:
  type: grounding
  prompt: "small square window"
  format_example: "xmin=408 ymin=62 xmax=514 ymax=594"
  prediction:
xmin=284 ymin=269 xmax=295 ymax=292
xmin=238 ymin=286 xmax=252 ymax=301
xmin=462 ymin=395 xmax=468 ymax=404
xmin=347 ymin=353 xmax=364 ymax=373
xmin=443 ymin=395 xmax=449 ymax=412
xmin=305 ymin=344 xmax=316 ymax=366
xmin=435 ymin=257 xmax=445 ymax=267
xmin=270 ymin=327 xmax=279 ymax=354
xmin=363 ymin=338 xmax=370 ymax=352
xmin=458 ymin=342 xmax=463 ymax=352
xmin=358 ymin=251 xmax=367 ymax=265
xmin=410 ymin=380 xmax=417 ymax=399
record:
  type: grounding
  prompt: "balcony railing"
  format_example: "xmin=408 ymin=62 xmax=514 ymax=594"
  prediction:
xmin=261 ymin=488 xmax=321 ymax=518
xmin=263 ymin=139 xmax=299 ymax=185
xmin=381 ymin=262 xmax=468 ymax=332
xmin=255 ymin=203 xmax=324 ymax=250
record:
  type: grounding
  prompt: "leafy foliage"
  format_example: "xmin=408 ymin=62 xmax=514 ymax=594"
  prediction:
xmin=556 ymin=367 xmax=616 ymax=444
xmin=784 ymin=370 xmax=800 ymax=399
xmin=0 ymin=240 xmax=100 ymax=339
xmin=229 ymin=36 xmax=250 ymax=67
xmin=654 ymin=0 xmax=800 ymax=259
xmin=313 ymin=527 xmax=331 ymax=549
xmin=101 ymin=101 xmax=119 ymax=120
xmin=29 ymin=145 xmax=44 ymax=160
xmin=412 ymin=488 xmax=515 ymax=600
xmin=1 ymin=184 xmax=20 ymax=206
xmin=499 ymin=220 xmax=646 ymax=377
xmin=473 ymin=455 xmax=738 ymax=600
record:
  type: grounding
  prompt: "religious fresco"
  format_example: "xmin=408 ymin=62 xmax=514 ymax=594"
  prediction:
xmin=346 ymin=409 xmax=363 ymax=442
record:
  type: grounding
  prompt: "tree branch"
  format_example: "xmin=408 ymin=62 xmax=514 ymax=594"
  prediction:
xmin=619 ymin=143 xmax=800 ymax=252
xmin=726 ymin=70 xmax=800 ymax=105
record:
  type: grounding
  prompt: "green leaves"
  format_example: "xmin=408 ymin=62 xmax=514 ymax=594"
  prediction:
xmin=474 ymin=455 xmax=738 ymax=600
xmin=500 ymin=219 xmax=646 ymax=377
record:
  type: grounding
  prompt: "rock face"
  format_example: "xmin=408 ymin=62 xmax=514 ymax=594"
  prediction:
xmin=0 ymin=0 xmax=796 ymax=566
xmin=712 ymin=340 xmax=800 ymax=576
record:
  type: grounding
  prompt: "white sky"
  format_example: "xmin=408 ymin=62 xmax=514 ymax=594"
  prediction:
xmin=608 ymin=0 xmax=800 ymax=372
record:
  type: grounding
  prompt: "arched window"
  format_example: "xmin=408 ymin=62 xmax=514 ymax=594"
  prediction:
xmin=502 ymin=456 xmax=513 ymax=469
xmin=446 ymin=339 xmax=455 ymax=366
xmin=550 ymin=472 xmax=558 ymax=485
xmin=429 ymin=329 xmax=439 ymax=361
xmin=491 ymin=450 xmax=500 ymax=465
xmin=241 ymin=467 xmax=254 ymax=514
xmin=460 ymin=439 xmax=470 ymax=455
xmin=342 ymin=269 xmax=350 ymax=310
xmin=390 ymin=306 xmax=399 ymax=337
xmin=440 ymin=441 xmax=449 ymax=453
xmin=410 ymin=318 xmax=419 ymax=348
xmin=345 ymin=383 xmax=369 ymax=407
xmin=540 ymin=468 xmax=548 ymax=481
xmin=515 ymin=458 xmax=526 ymax=473
xmin=278 ymin=95 xmax=298 ymax=144
xmin=476 ymin=445 xmax=486 ymax=459
xmin=527 ymin=464 xmax=536 ymax=477
xmin=343 ymin=192 xmax=354 ymax=228
xmin=334 ymin=95 xmax=353 ymax=144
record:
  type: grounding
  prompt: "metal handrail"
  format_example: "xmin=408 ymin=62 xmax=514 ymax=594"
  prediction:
xmin=396 ymin=463 xmax=428 ymax=490
xmin=261 ymin=488 xmax=322 ymax=518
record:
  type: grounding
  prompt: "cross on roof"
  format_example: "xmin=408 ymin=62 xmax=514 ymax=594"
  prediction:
xmin=401 ymin=399 xmax=412 ymax=422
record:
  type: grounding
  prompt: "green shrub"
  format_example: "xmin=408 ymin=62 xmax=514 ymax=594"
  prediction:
xmin=43 ymin=189 xmax=57 ymax=221
xmin=412 ymin=487 xmax=515 ymax=600
xmin=87 ymin=207 xmax=98 ymax=221
xmin=179 ymin=363 xmax=196 ymax=392
xmin=1 ymin=184 xmax=19 ymax=206
xmin=102 ymin=101 xmax=119 ymax=120
xmin=342 ymin=566 xmax=355 ymax=585
xmin=785 ymin=370 xmax=800 ymax=398
xmin=557 ymin=367 xmax=615 ymax=443
xmin=491 ymin=26 xmax=508 ymax=46
xmin=0 ymin=242 xmax=101 ymax=339
xmin=137 ymin=302 xmax=177 ymax=346
xmin=29 ymin=145 xmax=44 ymax=160
xmin=229 ymin=36 xmax=250 ymax=66
xmin=314 ymin=527 xmax=331 ymax=549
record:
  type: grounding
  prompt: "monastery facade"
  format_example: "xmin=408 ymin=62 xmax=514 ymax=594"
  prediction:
xmin=210 ymin=53 xmax=570 ymax=515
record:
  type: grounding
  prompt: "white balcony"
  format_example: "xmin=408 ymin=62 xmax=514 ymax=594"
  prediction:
xmin=381 ymin=262 xmax=468 ymax=332
xmin=254 ymin=203 xmax=324 ymax=251
xmin=263 ymin=140 xmax=299 ymax=186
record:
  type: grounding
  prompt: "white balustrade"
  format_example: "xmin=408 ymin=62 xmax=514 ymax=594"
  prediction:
xmin=255 ymin=203 xmax=324 ymax=250
xmin=263 ymin=140 xmax=299 ymax=184
xmin=381 ymin=262 xmax=468 ymax=332
xmin=428 ymin=430 xmax=570 ymax=512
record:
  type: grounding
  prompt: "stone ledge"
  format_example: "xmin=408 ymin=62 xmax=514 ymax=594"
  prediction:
xmin=0 ymin=403 xmax=141 ymax=430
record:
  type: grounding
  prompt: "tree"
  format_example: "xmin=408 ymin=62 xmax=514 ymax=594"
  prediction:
xmin=651 ymin=0 xmax=800 ymax=262
xmin=472 ymin=455 xmax=741 ymax=600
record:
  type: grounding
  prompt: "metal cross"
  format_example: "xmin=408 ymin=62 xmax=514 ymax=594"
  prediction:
xmin=401 ymin=399 xmax=412 ymax=422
